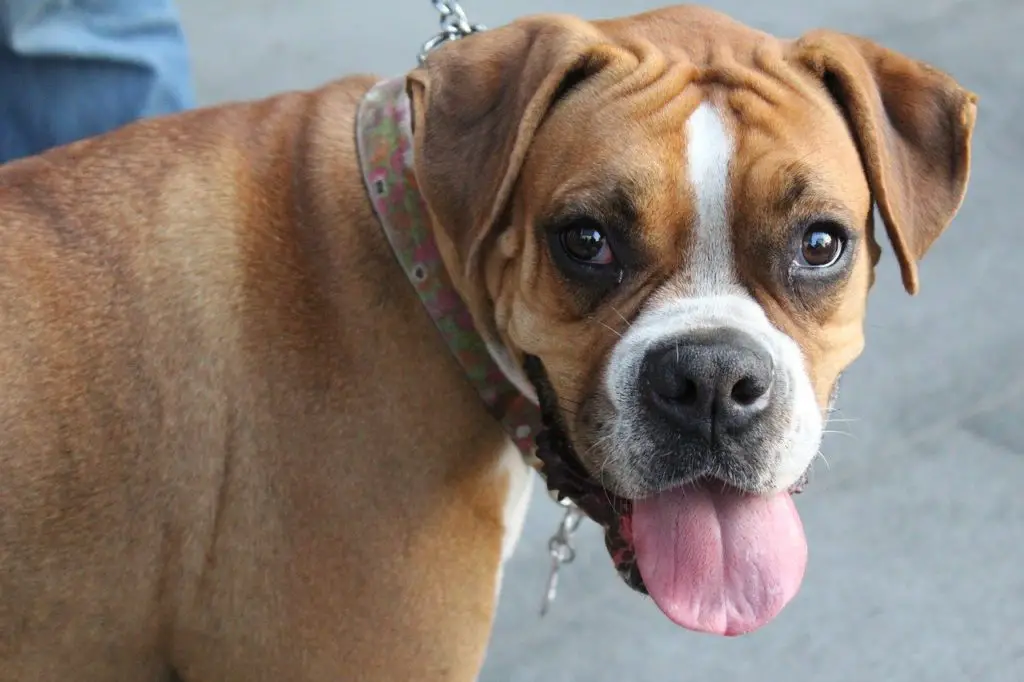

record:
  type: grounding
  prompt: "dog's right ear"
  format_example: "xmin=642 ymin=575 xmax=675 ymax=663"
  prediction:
xmin=406 ymin=16 xmax=610 ymax=289
xmin=791 ymin=31 xmax=977 ymax=295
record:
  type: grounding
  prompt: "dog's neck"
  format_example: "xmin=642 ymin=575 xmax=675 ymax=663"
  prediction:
xmin=355 ymin=76 xmax=543 ymax=458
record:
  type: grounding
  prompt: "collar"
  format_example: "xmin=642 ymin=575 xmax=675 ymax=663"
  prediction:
xmin=355 ymin=76 xmax=543 ymax=457
xmin=355 ymin=76 xmax=644 ymax=600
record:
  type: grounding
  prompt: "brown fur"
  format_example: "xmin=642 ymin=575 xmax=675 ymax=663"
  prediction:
xmin=0 ymin=5 xmax=975 ymax=681
xmin=0 ymin=79 xmax=507 ymax=681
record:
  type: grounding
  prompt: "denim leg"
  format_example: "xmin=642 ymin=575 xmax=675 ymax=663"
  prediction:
xmin=0 ymin=0 xmax=195 ymax=163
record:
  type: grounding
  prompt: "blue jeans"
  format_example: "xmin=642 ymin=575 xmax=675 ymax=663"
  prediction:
xmin=0 ymin=0 xmax=195 ymax=163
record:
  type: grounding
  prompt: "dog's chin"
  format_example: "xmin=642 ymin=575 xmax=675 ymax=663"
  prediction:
xmin=573 ymin=421 xmax=813 ymax=498
xmin=591 ymin=460 xmax=813 ymax=502
xmin=576 ymin=437 xmax=814 ymax=506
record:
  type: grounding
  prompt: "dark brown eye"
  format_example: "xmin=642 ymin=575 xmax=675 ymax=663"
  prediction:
xmin=798 ymin=223 xmax=845 ymax=268
xmin=559 ymin=220 xmax=614 ymax=266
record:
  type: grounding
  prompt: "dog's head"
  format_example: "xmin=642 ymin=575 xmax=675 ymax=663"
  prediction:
xmin=407 ymin=5 xmax=975 ymax=635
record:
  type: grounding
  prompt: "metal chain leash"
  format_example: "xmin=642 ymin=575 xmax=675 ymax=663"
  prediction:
xmin=418 ymin=0 xmax=486 ymax=64
xmin=539 ymin=497 xmax=584 ymax=617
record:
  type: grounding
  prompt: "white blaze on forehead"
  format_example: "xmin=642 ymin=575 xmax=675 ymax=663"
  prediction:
xmin=684 ymin=101 xmax=737 ymax=295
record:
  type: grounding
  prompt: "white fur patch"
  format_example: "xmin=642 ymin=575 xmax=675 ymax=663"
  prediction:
xmin=486 ymin=341 xmax=538 ymax=405
xmin=492 ymin=441 xmax=534 ymax=603
xmin=685 ymin=101 xmax=739 ymax=297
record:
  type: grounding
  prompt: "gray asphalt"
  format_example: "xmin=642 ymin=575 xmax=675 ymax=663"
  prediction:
xmin=177 ymin=1 xmax=1024 ymax=680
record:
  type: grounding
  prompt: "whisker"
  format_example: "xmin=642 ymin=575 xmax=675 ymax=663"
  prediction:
xmin=594 ymin=318 xmax=622 ymax=338
xmin=599 ymin=452 xmax=617 ymax=508
xmin=814 ymin=450 xmax=832 ymax=471
xmin=610 ymin=306 xmax=632 ymax=328
xmin=585 ymin=434 xmax=613 ymax=456
xmin=587 ymin=433 xmax=620 ymax=509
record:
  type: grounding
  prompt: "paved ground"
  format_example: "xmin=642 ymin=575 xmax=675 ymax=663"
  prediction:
xmin=177 ymin=1 xmax=1024 ymax=680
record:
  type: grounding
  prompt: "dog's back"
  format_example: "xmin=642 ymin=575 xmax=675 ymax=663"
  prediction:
xmin=0 ymin=73 xmax=514 ymax=681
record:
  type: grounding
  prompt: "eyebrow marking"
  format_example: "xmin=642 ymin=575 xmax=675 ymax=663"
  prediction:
xmin=777 ymin=165 xmax=811 ymax=212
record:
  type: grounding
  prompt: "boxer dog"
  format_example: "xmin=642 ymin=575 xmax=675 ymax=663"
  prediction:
xmin=0 ymin=4 xmax=975 ymax=681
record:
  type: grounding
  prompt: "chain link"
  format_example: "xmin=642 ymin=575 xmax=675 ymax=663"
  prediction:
xmin=418 ymin=0 xmax=486 ymax=64
xmin=539 ymin=499 xmax=584 ymax=617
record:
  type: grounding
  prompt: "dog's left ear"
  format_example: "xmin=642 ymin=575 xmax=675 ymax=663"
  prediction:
xmin=792 ymin=31 xmax=977 ymax=294
xmin=406 ymin=16 xmax=610 ymax=289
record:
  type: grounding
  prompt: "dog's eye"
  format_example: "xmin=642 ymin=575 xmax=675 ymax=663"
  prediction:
xmin=796 ymin=222 xmax=846 ymax=268
xmin=559 ymin=219 xmax=615 ymax=266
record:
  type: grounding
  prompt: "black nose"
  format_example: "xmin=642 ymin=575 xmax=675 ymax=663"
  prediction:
xmin=642 ymin=329 xmax=774 ymax=440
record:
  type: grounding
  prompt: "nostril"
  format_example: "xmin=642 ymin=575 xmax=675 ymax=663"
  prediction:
xmin=647 ymin=375 xmax=701 ymax=406
xmin=676 ymin=378 xmax=700 ymax=406
xmin=730 ymin=375 xmax=768 ymax=406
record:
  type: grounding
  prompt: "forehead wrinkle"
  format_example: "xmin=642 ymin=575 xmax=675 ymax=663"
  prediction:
xmin=693 ymin=40 xmax=826 ymax=114
xmin=750 ymin=45 xmax=834 ymax=106
xmin=701 ymin=52 xmax=797 ymax=109
xmin=699 ymin=51 xmax=836 ymax=144
xmin=724 ymin=87 xmax=795 ymax=142
xmin=633 ymin=62 xmax=702 ymax=128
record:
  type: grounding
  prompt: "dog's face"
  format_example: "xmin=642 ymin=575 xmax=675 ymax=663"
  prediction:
xmin=412 ymin=6 xmax=974 ymax=499
xmin=500 ymin=56 xmax=874 ymax=500
xmin=409 ymin=5 xmax=975 ymax=634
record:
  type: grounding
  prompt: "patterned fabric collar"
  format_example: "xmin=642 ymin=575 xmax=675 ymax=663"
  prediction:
xmin=355 ymin=76 xmax=544 ymax=458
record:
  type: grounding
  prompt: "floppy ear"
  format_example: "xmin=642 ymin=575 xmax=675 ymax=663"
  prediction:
xmin=406 ymin=17 xmax=607 ymax=289
xmin=793 ymin=31 xmax=977 ymax=294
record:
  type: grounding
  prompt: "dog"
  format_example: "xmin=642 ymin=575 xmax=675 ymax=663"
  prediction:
xmin=0 ymin=4 xmax=975 ymax=681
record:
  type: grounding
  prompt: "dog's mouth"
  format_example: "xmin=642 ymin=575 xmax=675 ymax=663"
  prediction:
xmin=525 ymin=356 xmax=811 ymax=637
xmin=622 ymin=473 xmax=809 ymax=636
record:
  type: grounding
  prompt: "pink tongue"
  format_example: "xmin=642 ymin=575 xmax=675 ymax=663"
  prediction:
xmin=631 ymin=484 xmax=807 ymax=636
